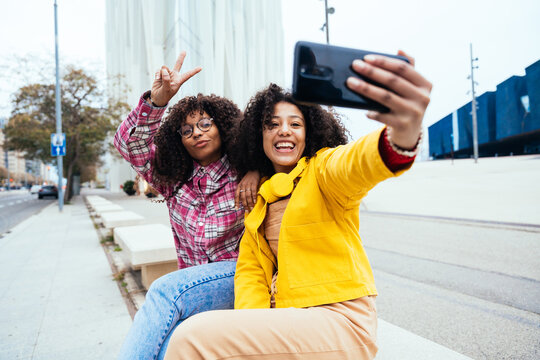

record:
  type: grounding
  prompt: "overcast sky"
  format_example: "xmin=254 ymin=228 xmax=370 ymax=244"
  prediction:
xmin=2 ymin=0 xmax=540 ymax=139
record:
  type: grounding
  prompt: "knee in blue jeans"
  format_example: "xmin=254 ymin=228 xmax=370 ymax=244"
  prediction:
xmin=146 ymin=262 xmax=236 ymax=313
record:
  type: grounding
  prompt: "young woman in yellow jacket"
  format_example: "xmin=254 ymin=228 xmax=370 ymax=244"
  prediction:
xmin=165 ymin=52 xmax=432 ymax=360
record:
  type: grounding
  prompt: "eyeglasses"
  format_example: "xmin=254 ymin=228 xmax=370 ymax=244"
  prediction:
xmin=178 ymin=118 xmax=214 ymax=139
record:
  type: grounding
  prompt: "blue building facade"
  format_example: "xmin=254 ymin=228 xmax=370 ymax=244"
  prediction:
xmin=495 ymin=76 xmax=528 ymax=140
xmin=429 ymin=59 xmax=540 ymax=159
xmin=525 ymin=61 xmax=540 ymax=133
xmin=428 ymin=113 xmax=454 ymax=157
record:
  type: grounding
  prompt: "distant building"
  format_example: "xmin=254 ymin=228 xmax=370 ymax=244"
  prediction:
xmin=104 ymin=1 xmax=285 ymax=192
xmin=0 ymin=119 xmax=45 ymax=186
xmin=428 ymin=59 xmax=540 ymax=159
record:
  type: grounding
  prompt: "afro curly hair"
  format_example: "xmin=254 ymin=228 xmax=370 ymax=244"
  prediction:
xmin=231 ymin=83 xmax=349 ymax=178
xmin=152 ymin=94 xmax=242 ymax=192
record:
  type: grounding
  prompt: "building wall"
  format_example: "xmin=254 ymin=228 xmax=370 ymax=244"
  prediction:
xmin=476 ymin=91 xmax=497 ymax=144
xmin=456 ymin=102 xmax=472 ymax=150
xmin=428 ymin=59 xmax=540 ymax=158
xmin=104 ymin=0 xmax=285 ymax=191
xmin=495 ymin=75 xmax=528 ymax=140
xmin=525 ymin=60 xmax=540 ymax=133
xmin=428 ymin=113 xmax=453 ymax=158
xmin=455 ymin=91 xmax=497 ymax=151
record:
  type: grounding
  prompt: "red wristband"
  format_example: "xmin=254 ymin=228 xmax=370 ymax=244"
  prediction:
xmin=379 ymin=128 xmax=416 ymax=172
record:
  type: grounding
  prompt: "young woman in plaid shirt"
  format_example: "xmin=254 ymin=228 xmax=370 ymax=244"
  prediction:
xmin=114 ymin=52 xmax=258 ymax=360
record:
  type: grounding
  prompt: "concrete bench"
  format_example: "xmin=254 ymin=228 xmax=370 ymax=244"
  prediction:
xmin=86 ymin=195 xmax=106 ymax=201
xmin=101 ymin=210 xmax=145 ymax=229
xmin=93 ymin=203 xmax=125 ymax=215
xmin=86 ymin=195 xmax=109 ymax=204
xmin=86 ymin=196 xmax=114 ymax=210
xmin=114 ymin=224 xmax=178 ymax=289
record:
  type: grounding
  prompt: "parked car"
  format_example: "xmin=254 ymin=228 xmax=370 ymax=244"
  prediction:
xmin=30 ymin=185 xmax=42 ymax=194
xmin=38 ymin=185 xmax=59 ymax=199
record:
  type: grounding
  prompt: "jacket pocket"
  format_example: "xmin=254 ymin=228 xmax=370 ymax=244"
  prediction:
xmin=283 ymin=221 xmax=352 ymax=289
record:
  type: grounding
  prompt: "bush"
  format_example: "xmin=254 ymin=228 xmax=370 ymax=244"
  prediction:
xmin=145 ymin=185 xmax=159 ymax=198
xmin=123 ymin=180 xmax=136 ymax=196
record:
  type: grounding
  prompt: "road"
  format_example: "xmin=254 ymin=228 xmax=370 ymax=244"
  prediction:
xmin=360 ymin=211 xmax=540 ymax=360
xmin=0 ymin=190 xmax=55 ymax=236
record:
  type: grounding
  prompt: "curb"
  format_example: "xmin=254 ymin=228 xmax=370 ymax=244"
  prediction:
xmin=83 ymin=196 xmax=147 ymax=319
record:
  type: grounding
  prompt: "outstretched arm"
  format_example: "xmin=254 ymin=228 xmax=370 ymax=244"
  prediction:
xmin=346 ymin=51 xmax=432 ymax=150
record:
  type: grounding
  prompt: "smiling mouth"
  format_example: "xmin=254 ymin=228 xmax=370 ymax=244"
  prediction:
xmin=274 ymin=142 xmax=295 ymax=152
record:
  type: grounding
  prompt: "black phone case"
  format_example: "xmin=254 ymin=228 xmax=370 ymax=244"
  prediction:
xmin=292 ymin=41 xmax=409 ymax=112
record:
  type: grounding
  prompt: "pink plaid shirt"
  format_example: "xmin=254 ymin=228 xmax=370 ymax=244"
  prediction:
xmin=114 ymin=93 xmax=244 ymax=269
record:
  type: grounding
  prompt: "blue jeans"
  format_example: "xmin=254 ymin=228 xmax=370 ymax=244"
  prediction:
xmin=117 ymin=261 xmax=236 ymax=360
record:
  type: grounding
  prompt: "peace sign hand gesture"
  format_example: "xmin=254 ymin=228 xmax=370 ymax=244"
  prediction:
xmin=150 ymin=51 xmax=202 ymax=107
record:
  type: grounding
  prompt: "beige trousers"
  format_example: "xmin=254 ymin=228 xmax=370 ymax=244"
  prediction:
xmin=164 ymin=296 xmax=378 ymax=360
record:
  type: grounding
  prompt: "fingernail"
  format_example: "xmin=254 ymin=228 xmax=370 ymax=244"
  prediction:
xmin=364 ymin=55 xmax=376 ymax=62
xmin=347 ymin=77 xmax=363 ymax=87
xmin=353 ymin=60 xmax=366 ymax=69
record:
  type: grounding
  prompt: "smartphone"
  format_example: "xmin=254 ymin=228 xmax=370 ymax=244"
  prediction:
xmin=292 ymin=41 xmax=409 ymax=112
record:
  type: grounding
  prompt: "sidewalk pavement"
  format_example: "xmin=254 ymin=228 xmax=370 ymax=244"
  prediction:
xmin=0 ymin=195 xmax=131 ymax=360
xmin=363 ymin=154 xmax=540 ymax=226
xmin=6 ymin=153 xmax=533 ymax=359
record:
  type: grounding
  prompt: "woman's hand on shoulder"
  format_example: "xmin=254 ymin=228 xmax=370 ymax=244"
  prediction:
xmin=150 ymin=51 xmax=202 ymax=107
xmin=346 ymin=51 xmax=432 ymax=150
xmin=235 ymin=170 xmax=260 ymax=212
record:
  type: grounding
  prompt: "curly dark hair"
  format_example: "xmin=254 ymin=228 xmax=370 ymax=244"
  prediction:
xmin=232 ymin=83 xmax=349 ymax=177
xmin=152 ymin=94 xmax=242 ymax=190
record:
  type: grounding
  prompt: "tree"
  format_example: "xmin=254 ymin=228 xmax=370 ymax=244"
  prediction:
xmin=4 ymin=66 xmax=129 ymax=201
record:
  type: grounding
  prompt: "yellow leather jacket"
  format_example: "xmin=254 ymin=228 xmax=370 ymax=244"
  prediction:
xmin=234 ymin=128 xmax=412 ymax=309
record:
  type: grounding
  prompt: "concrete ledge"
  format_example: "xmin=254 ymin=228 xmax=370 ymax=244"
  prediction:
xmin=86 ymin=195 xmax=110 ymax=204
xmin=114 ymin=224 xmax=177 ymax=266
xmin=377 ymin=319 xmax=472 ymax=359
xmin=101 ymin=211 xmax=145 ymax=229
xmin=86 ymin=195 xmax=107 ymax=201
xmin=86 ymin=196 xmax=114 ymax=211
xmin=93 ymin=203 xmax=124 ymax=215
xmin=89 ymin=199 xmax=113 ymax=208
xmin=114 ymin=224 xmax=178 ymax=289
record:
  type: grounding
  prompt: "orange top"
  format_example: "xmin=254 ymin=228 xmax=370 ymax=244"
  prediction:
xmin=263 ymin=198 xmax=290 ymax=258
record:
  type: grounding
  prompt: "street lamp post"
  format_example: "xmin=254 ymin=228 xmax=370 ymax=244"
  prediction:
xmin=469 ymin=43 xmax=479 ymax=163
xmin=54 ymin=0 xmax=64 ymax=211
xmin=321 ymin=0 xmax=335 ymax=44
xmin=4 ymin=151 xmax=8 ymax=191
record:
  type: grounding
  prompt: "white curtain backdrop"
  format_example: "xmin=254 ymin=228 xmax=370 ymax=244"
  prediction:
xmin=105 ymin=0 xmax=284 ymax=108
xmin=104 ymin=0 xmax=285 ymax=191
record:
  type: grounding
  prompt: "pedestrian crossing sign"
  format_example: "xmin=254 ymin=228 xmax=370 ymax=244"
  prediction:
xmin=51 ymin=133 xmax=66 ymax=156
